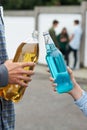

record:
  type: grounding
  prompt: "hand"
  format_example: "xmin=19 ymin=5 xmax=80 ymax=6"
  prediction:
xmin=67 ymin=67 xmax=83 ymax=100
xmin=4 ymin=60 xmax=35 ymax=87
xmin=47 ymin=68 xmax=57 ymax=92
xmin=49 ymin=67 xmax=83 ymax=100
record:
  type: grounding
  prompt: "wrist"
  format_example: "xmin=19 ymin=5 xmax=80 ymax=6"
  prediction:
xmin=68 ymin=83 xmax=83 ymax=100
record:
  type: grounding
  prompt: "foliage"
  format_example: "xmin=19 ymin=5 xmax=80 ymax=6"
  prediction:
xmin=0 ymin=0 xmax=85 ymax=10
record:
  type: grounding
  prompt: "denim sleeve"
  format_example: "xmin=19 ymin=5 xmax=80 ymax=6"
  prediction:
xmin=0 ymin=64 xmax=8 ymax=87
xmin=74 ymin=90 xmax=87 ymax=116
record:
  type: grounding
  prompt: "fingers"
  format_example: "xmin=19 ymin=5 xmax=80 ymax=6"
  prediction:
xmin=17 ymin=69 xmax=34 ymax=76
xmin=11 ymin=75 xmax=32 ymax=87
xmin=20 ymin=62 xmax=35 ymax=68
xmin=52 ymin=83 xmax=57 ymax=91
xmin=67 ymin=66 xmax=72 ymax=74
xmin=67 ymin=66 xmax=76 ymax=84
xmin=13 ymin=69 xmax=34 ymax=86
xmin=17 ymin=80 xmax=29 ymax=87
xmin=17 ymin=75 xmax=32 ymax=82
xmin=49 ymin=77 xmax=57 ymax=92
xmin=47 ymin=68 xmax=50 ymax=73
xmin=49 ymin=77 xmax=54 ymax=82
xmin=5 ymin=60 xmax=36 ymax=85
xmin=67 ymin=66 xmax=73 ymax=79
xmin=49 ymin=67 xmax=77 ymax=93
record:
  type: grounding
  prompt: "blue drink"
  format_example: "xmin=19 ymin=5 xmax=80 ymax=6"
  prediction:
xmin=43 ymin=32 xmax=73 ymax=93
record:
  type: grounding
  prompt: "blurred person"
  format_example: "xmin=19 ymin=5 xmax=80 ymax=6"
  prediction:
xmin=56 ymin=27 xmax=69 ymax=60
xmin=49 ymin=20 xmax=59 ymax=48
xmin=65 ymin=20 xmax=82 ymax=69
xmin=49 ymin=67 xmax=87 ymax=117
xmin=0 ymin=7 xmax=35 ymax=130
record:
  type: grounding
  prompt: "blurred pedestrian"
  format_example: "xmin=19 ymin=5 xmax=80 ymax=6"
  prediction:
xmin=56 ymin=27 xmax=69 ymax=60
xmin=49 ymin=20 xmax=59 ymax=48
xmin=65 ymin=20 xmax=82 ymax=69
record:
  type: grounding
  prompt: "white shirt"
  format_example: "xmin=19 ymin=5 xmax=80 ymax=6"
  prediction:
xmin=69 ymin=25 xmax=82 ymax=50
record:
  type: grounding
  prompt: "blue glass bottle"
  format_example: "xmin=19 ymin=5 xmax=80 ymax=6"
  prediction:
xmin=43 ymin=32 xmax=73 ymax=93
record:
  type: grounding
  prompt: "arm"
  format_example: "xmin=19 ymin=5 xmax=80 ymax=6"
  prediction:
xmin=69 ymin=34 xmax=74 ymax=42
xmin=68 ymin=67 xmax=87 ymax=116
xmin=49 ymin=67 xmax=87 ymax=116
xmin=0 ymin=64 xmax=8 ymax=87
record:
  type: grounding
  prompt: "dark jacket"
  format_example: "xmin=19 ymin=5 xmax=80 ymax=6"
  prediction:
xmin=49 ymin=27 xmax=59 ymax=48
xmin=0 ymin=64 xmax=8 ymax=87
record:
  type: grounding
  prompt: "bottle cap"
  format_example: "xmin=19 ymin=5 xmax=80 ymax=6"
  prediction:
xmin=32 ymin=30 xmax=38 ymax=39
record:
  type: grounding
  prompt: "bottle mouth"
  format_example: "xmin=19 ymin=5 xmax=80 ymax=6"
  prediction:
xmin=32 ymin=30 xmax=38 ymax=38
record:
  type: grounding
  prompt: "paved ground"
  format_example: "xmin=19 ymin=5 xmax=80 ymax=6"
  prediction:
xmin=15 ymin=65 xmax=87 ymax=130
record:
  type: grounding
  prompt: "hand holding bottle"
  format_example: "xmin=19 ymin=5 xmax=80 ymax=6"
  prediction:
xmin=4 ymin=60 xmax=35 ymax=87
xmin=0 ymin=31 xmax=39 ymax=103
xmin=43 ymin=32 xmax=73 ymax=93
xmin=49 ymin=67 xmax=83 ymax=100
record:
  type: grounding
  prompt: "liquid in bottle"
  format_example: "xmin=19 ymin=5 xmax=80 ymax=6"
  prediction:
xmin=0 ymin=31 xmax=39 ymax=102
xmin=43 ymin=32 xmax=73 ymax=93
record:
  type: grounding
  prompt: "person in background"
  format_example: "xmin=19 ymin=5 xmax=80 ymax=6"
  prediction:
xmin=0 ymin=7 xmax=35 ymax=130
xmin=56 ymin=27 xmax=69 ymax=60
xmin=49 ymin=67 xmax=87 ymax=117
xmin=65 ymin=20 xmax=82 ymax=70
xmin=49 ymin=20 xmax=59 ymax=48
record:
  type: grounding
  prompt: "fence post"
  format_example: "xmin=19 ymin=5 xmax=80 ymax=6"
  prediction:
xmin=35 ymin=7 xmax=39 ymax=31
xmin=80 ymin=1 xmax=87 ymax=67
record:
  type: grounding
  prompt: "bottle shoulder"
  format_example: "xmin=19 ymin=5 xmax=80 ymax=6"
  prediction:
xmin=46 ymin=48 xmax=62 ymax=57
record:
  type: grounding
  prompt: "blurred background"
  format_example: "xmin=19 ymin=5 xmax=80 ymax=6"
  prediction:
xmin=0 ymin=0 xmax=87 ymax=68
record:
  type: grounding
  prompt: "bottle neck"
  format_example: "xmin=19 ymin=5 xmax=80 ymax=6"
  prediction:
xmin=43 ymin=32 xmax=56 ymax=53
xmin=24 ymin=31 xmax=38 ymax=44
xmin=32 ymin=30 xmax=38 ymax=43
xmin=46 ymin=43 xmax=57 ymax=53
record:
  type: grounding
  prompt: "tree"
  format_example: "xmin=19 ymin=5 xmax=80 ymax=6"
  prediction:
xmin=45 ymin=0 xmax=61 ymax=5
xmin=1 ymin=0 xmax=44 ymax=9
xmin=1 ymin=0 xmax=23 ymax=9
xmin=1 ymin=0 xmax=84 ymax=10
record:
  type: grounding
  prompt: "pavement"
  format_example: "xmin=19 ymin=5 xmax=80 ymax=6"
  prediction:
xmin=35 ymin=64 xmax=87 ymax=83
xmin=73 ymin=68 xmax=87 ymax=83
xmin=15 ymin=64 xmax=87 ymax=130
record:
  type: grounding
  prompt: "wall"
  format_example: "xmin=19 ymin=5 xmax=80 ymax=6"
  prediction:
xmin=84 ymin=11 xmax=87 ymax=66
xmin=4 ymin=16 xmax=35 ymax=59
